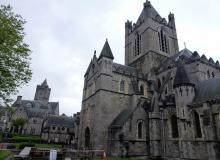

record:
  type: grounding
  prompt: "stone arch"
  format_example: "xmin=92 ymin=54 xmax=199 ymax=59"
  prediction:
xmin=85 ymin=127 xmax=90 ymax=149
xmin=137 ymin=120 xmax=144 ymax=139
xmin=193 ymin=111 xmax=202 ymax=138
xmin=171 ymin=114 xmax=179 ymax=138
xmin=119 ymin=80 xmax=125 ymax=92
xmin=158 ymin=28 xmax=169 ymax=53
xmin=140 ymin=85 xmax=144 ymax=95
xmin=134 ymin=32 xmax=141 ymax=56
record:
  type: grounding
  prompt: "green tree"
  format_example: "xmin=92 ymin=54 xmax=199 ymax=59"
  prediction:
xmin=0 ymin=5 xmax=32 ymax=104
xmin=6 ymin=106 xmax=16 ymax=121
xmin=12 ymin=117 xmax=27 ymax=127
xmin=12 ymin=117 xmax=27 ymax=133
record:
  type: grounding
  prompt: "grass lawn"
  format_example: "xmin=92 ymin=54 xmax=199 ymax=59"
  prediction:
xmin=0 ymin=150 xmax=12 ymax=159
xmin=35 ymin=143 xmax=61 ymax=149
xmin=13 ymin=143 xmax=61 ymax=149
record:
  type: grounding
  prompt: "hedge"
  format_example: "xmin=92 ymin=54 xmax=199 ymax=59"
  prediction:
xmin=12 ymin=136 xmax=42 ymax=143
xmin=19 ymin=143 xmax=35 ymax=149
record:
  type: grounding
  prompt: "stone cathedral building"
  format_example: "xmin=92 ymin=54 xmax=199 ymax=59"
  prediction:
xmin=78 ymin=1 xmax=220 ymax=159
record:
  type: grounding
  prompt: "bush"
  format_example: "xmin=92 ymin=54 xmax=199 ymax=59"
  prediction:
xmin=7 ymin=144 xmax=16 ymax=149
xmin=12 ymin=136 xmax=42 ymax=143
xmin=2 ymin=132 xmax=12 ymax=138
xmin=19 ymin=143 xmax=35 ymax=149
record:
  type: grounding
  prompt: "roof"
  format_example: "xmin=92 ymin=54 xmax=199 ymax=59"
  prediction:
xmin=45 ymin=115 xmax=74 ymax=128
xmin=110 ymin=109 xmax=133 ymax=128
xmin=137 ymin=1 xmax=163 ymax=24
xmin=13 ymin=100 xmax=59 ymax=115
xmin=26 ymin=108 xmax=46 ymax=118
xmin=113 ymin=63 xmax=137 ymax=75
xmin=157 ymin=48 xmax=220 ymax=73
xmin=98 ymin=40 xmax=114 ymax=60
xmin=193 ymin=77 xmax=220 ymax=103
xmin=112 ymin=63 xmax=145 ymax=79
xmin=85 ymin=52 xmax=97 ymax=76
xmin=173 ymin=65 xmax=194 ymax=87
xmin=41 ymin=79 xmax=48 ymax=87
xmin=172 ymin=48 xmax=193 ymax=61
xmin=157 ymin=48 xmax=193 ymax=73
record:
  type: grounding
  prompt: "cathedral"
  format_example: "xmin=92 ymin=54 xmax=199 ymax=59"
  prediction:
xmin=78 ymin=1 xmax=220 ymax=159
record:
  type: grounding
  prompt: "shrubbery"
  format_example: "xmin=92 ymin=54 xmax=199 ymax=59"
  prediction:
xmin=19 ymin=143 xmax=35 ymax=149
xmin=7 ymin=144 xmax=16 ymax=149
xmin=12 ymin=136 xmax=42 ymax=143
xmin=2 ymin=132 xmax=13 ymax=138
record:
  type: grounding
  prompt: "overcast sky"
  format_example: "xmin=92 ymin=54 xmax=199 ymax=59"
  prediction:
xmin=1 ymin=0 xmax=220 ymax=116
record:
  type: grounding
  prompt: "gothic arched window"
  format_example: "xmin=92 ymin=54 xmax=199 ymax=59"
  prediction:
xmin=140 ymin=85 xmax=144 ymax=95
xmin=134 ymin=32 xmax=141 ymax=56
xmin=137 ymin=121 xmax=144 ymax=139
xmin=171 ymin=115 xmax=179 ymax=138
xmin=158 ymin=30 xmax=169 ymax=53
xmin=119 ymin=80 xmax=125 ymax=92
xmin=85 ymin=127 xmax=90 ymax=148
xmin=193 ymin=111 xmax=202 ymax=138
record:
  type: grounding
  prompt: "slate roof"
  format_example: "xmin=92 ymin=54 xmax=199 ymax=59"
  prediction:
xmin=26 ymin=108 xmax=46 ymax=118
xmin=41 ymin=79 xmax=48 ymax=87
xmin=193 ymin=77 xmax=220 ymax=103
xmin=13 ymin=100 xmax=59 ymax=115
xmin=172 ymin=48 xmax=193 ymax=61
xmin=136 ymin=0 xmax=164 ymax=25
xmin=173 ymin=65 xmax=194 ymax=87
xmin=110 ymin=109 xmax=133 ymax=128
xmin=158 ymin=48 xmax=220 ymax=74
xmin=98 ymin=40 xmax=114 ymax=60
xmin=112 ymin=63 xmax=144 ymax=78
xmin=45 ymin=115 xmax=74 ymax=128
xmin=157 ymin=48 xmax=193 ymax=73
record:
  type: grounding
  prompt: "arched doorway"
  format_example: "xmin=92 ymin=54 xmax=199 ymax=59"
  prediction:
xmin=85 ymin=127 xmax=90 ymax=149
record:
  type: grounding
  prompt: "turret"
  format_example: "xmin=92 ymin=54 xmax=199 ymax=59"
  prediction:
xmin=173 ymin=66 xmax=195 ymax=109
xmin=173 ymin=66 xmax=195 ymax=139
xmin=34 ymin=79 xmax=51 ymax=103
xmin=98 ymin=39 xmax=114 ymax=75
xmin=125 ymin=20 xmax=132 ymax=36
xmin=168 ymin=12 xmax=176 ymax=29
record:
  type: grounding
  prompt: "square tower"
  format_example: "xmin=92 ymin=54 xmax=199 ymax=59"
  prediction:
xmin=125 ymin=0 xmax=179 ymax=75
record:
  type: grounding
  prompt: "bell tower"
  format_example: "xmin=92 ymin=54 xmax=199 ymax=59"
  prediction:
xmin=125 ymin=0 xmax=179 ymax=75
xmin=34 ymin=79 xmax=51 ymax=103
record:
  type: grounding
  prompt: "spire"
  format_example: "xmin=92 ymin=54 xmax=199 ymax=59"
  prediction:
xmin=173 ymin=66 xmax=194 ymax=88
xmin=41 ymin=79 xmax=48 ymax=87
xmin=93 ymin=50 xmax=97 ymax=60
xmin=98 ymin=39 xmax=114 ymax=60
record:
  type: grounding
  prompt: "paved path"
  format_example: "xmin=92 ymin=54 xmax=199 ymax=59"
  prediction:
xmin=17 ymin=147 xmax=32 ymax=158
